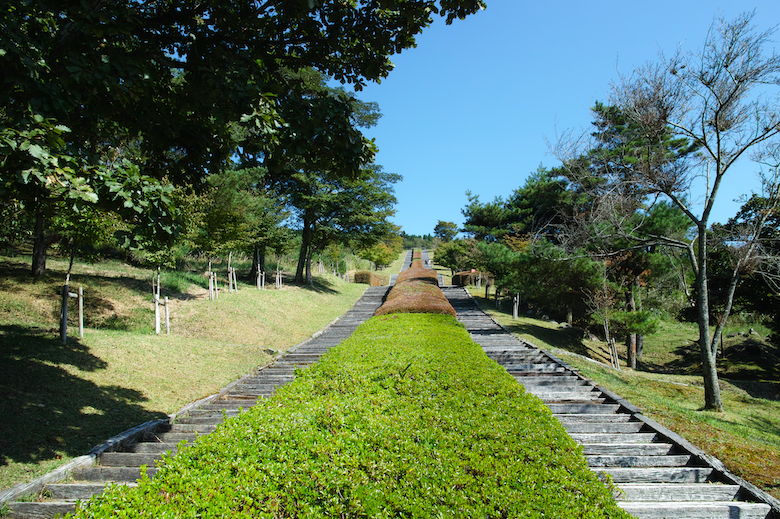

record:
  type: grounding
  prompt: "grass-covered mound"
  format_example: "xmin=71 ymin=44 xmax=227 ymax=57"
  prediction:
xmin=353 ymin=271 xmax=382 ymax=286
xmin=375 ymin=266 xmax=455 ymax=317
xmin=72 ymin=314 xmax=628 ymax=518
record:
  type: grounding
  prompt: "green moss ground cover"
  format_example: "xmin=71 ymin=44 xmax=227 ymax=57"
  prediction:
xmin=71 ymin=313 xmax=628 ymax=518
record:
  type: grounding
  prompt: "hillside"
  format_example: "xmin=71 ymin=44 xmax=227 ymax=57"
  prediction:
xmin=0 ymin=254 xmax=367 ymax=489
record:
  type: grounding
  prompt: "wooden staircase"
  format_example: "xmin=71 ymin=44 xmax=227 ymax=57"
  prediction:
xmin=442 ymin=285 xmax=780 ymax=519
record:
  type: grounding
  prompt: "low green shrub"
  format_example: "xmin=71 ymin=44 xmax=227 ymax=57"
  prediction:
xmin=71 ymin=314 xmax=627 ymax=518
xmin=353 ymin=271 xmax=382 ymax=286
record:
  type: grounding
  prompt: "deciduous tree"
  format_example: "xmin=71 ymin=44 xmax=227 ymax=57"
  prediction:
xmin=561 ymin=12 xmax=780 ymax=411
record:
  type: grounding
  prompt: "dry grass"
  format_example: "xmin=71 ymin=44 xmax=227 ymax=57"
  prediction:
xmin=376 ymin=265 xmax=456 ymax=317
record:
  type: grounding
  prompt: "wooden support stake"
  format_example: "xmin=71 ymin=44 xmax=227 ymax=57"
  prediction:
xmin=164 ymin=296 xmax=170 ymax=335
xmin=78 ymin=287 xmax=84 ymax=338
xmin=153 ymin=270 xmax=164 ymax=335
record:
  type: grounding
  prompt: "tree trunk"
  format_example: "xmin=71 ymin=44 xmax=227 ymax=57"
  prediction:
xmin=295 ymin=214 xmax=313 ymax=284
xmin=305 ymin=243 xmax=314 ymax=286
xmin=250 ymin=245 xmax=266 ymax=280
xmin=626 ymin=286 xmax=637 ymax=370
xmin=32 ymin=209 xmax=48 ymax=277
xmin=694 ymin=225 xmax=723 ymax=412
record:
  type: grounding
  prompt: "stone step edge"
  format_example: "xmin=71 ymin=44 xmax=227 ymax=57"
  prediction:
xmin=0 ymin=419 xmax=164 ymax=507
xmin=445 ymin=286 xmax=780 ymax=518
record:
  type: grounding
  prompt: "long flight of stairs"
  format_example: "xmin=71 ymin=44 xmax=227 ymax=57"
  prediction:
xmin=3 ymin=286 xmax=390 ymax=519
xmin=442 ymin=286 xmax=780 ymax=519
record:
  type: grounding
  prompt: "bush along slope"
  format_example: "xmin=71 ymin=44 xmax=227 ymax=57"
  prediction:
xmin=375 ymin=264 xmax=456 ymax=317
xmin=354 ymin=270 xmax=383 ymax=286
xmin=70 ymin=313 xmax=628 ymax=518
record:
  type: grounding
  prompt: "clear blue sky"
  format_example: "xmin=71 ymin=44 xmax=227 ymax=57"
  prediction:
xmin=351 ymin=1 xmax=780 ymax=237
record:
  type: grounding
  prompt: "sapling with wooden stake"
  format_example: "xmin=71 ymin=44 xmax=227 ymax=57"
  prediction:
xmin=154 ymin=269 xmax=161 ymax=335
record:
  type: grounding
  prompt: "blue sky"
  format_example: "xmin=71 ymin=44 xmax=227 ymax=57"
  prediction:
xmin=352 ymin=1 xmax=780 ymax=237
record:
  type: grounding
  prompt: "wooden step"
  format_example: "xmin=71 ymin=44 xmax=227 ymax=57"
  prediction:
xmin=587 ymin=454 xmax=691 ymax=467
xmin=132 ymin=442 xmax=181 ymax=454
xmin=555 ymin=413 xmax=633 ymax=423
xmin=505 ymin=363 xmax=567 ymax=373
xmin=46 ymin=482 xmax=136 ymax=500
xmin=570 ymin=432 xmax=659 ymax=444
xmin=197 ymin=401 xmax=256 ymax=411
xmin=7 ymin=501 xmax=77 ymax=519
xmin=547 ymin=403 xmax=620 ymax=414
xmin=582 ymin=443 xmax=675 ymax=456
xmin=99 ymin=452 xmax=164 ymax=467
xmin=175 ymin=414 xmax=227 ymax=425
xmin=143 ymin=431 xmax=198 ymax=444
xmin=167 ymin=423 xmax=217 ymax=434
xmin=595 ymin=467 xmax=714 ymax=484
xmin=525 ymin=385 xmax=597 ymax=395
xmin=563 ymin=422 xmax=645 ymax=434
xmin=617 ymin=501 xmax=771 ymax=519
xmin=539 ymin=395 xmax=606 ymax=404
xmin=72 ymin=466 xmax=158 ymax=483
xmin=518 ymin=377 xmax=588 ymax=386
xmin=615 ymin=483 xmax=741 ymax=502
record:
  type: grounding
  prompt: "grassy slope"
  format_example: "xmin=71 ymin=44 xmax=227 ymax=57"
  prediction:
xmin=0 ymin=255 xmax=368 ymax=489
xmin=466 ymin=288 xmax=780 ymax=499
xmin=73 ymin=313 xmax=629 ymax=518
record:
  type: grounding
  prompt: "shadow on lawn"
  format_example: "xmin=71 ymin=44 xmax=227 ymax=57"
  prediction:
xmin=286 ymin=273 xmax=342 ymax=295
xmin=0 ymin=325 xmax=166 ymax=475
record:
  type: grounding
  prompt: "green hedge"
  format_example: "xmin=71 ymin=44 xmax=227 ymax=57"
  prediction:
xmin=71 ymin=314 xmax=628 ymax=518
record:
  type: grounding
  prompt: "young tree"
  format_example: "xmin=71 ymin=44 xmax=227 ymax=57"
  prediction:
xmin=434 ymin=239 xmax=474 ymax=275
xmin=286 ymin=165 xmax=400 ymax=285
xmin=433 ymin=221 xmax=458 ymax=242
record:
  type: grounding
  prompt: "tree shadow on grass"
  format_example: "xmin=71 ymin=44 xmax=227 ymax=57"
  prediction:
xmin=728 ymin=379 xmax=780 ymax=402
xmin=292 ymin=274 xmax=342 ymax=295
xmin=0 ymin=325 xmax=167 ymax=478
xmin=504 ymin=321 xmax=596 ymax=358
